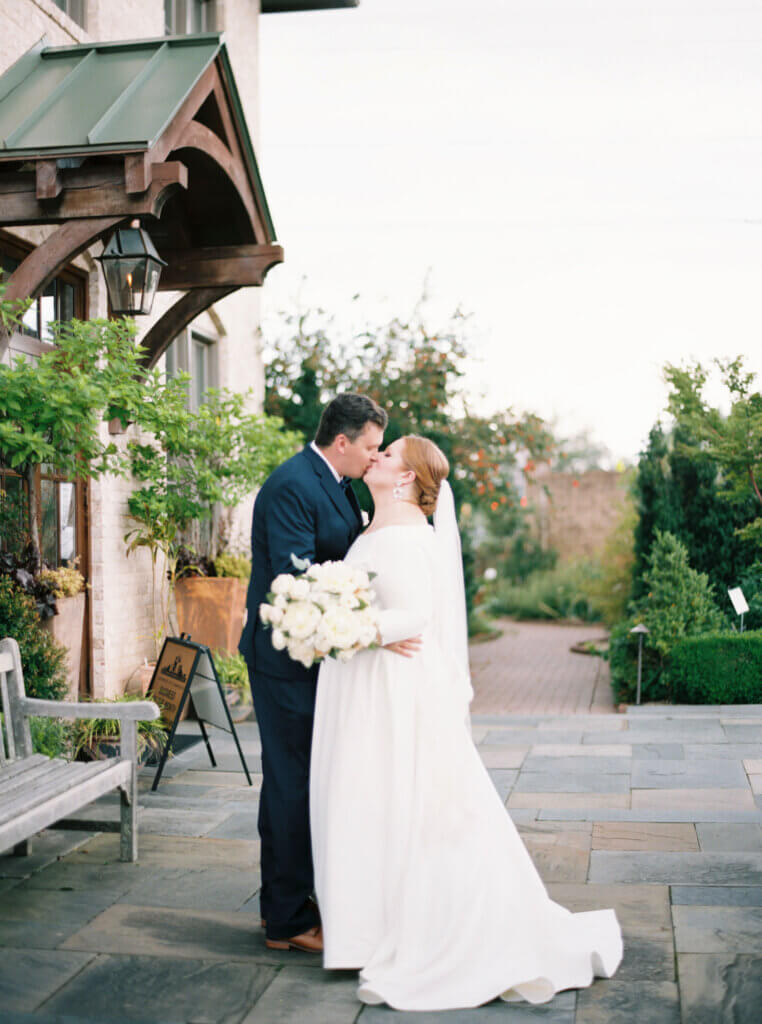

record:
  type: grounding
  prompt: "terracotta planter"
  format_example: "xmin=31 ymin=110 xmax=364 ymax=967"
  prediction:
xmin=174 ymin=577 xmax=246 ymax=656
xmin=43 ymin=592 xmax=85 ymax=700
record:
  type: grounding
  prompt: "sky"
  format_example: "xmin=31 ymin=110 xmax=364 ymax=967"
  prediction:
xmin=257 ymin=0 xmax=762 ymax=463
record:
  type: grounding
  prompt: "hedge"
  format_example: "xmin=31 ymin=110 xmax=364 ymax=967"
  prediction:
xmin=667 ymin=631 xmax=762 ymax=704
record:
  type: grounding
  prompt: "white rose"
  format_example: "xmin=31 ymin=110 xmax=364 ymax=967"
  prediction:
xmin=268 ymin=605 xmax=284 ymax=626
xmin=281 ymin=600 xmax=322 ymax=640
xmin=318 ymin=606 xmax=362 ymax=650
xmin=339 ymin=591 xmax=360 ymax=610
xmin=290 ymin=578 xmax=311 ymax=600
xmin=337 ymin=648 xmax=356 ymax=662
xmin=259 ymin=604 xmax=272 ymax=624
xmin=351 ymin=568 xmax=371 ymax=590
xmin=271 ymin=574 xmax=294 ymax=596
xmin=274 ymin=594 xmax=288 ymax=610
xmin=361 ymin=510 xmax=370 ymax=527
xmin=271 ymin=628 xmax=286 ymax=650
xmin=288 ymin=640 xmax=316 ymax=668
xmin=314 ymin=562 xmax=354 ymax=594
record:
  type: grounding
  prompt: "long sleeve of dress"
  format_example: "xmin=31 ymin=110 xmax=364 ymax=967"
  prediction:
xmin=374 ymin=534 xmax=435 ymax=646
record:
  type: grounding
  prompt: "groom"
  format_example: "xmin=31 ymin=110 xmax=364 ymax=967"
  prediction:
xmin=240 ymin=393 xmax=388 ymax=952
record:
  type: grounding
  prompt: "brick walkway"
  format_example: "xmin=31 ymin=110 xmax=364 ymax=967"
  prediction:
xmin=470 ymin=620 xmax=615 ymax=716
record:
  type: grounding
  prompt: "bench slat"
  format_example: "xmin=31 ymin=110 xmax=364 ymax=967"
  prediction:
xmin=0 ymin=758 xmax=70 ymax=798
xmin=0 ymin=760 xmax=116 ymax=826
xmin=0 ymin=651 xmax=12 ymax=673
xmin=0 ymin=759 xmax=131 ymax=855
xmin=0 ymin=754 xmax=50 ymax=782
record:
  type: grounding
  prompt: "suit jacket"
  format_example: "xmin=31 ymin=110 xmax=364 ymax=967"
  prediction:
xmin=238 ymin=445 xmax=364 ymax=682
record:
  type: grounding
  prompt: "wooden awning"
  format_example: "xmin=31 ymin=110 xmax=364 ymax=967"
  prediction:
xmin=0 ymin=33 xmax=283 ymax=367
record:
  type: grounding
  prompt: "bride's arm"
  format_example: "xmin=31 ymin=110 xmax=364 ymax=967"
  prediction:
xmin=374 ymin=539 xmax=434 ymax=649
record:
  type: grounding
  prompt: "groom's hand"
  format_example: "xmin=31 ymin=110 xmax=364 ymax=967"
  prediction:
xmin=383 ymin=636 xmax=423 ymax=658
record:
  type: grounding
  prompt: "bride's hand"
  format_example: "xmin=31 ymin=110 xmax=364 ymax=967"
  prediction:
xmin=383 ymin=635 xmax=423 ymax=658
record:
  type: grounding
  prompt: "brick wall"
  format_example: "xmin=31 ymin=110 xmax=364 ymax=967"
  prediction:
xmin=527 ymin=469 xmax=630 ymax=562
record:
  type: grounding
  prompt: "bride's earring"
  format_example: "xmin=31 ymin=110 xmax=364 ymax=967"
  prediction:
xmin=393 ymin=480 xmax=404 ymax=500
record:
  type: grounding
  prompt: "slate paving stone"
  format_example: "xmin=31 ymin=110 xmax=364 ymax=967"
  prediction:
xmin=207 ymin=813 xmax=261 ymax=841
xmin=144 ymin=782 xmax=254 ymax=802
xmin=673 ymin=905 xmax=762 ymax=953
xmin=539 ymin=718 xmax=626 ymax=732
xmin=508 ymin=793 xmax=630 ymax=810
xmin=508 ymin=809 xmax=539 ymax=824
xmin=15 ymin=860 xmax=146 ymax=900
xmin=722 ymin=725 xmax=762 ymax=742
xmin=0 ymin=949 xmax=95 ymax=1012
xmin=514 ymin=774 xmax=630 ymax=794
xmin=530 ymin=745 xmax=631 ymax=758
xmin=519 ymin=824 xmax=591 ymax=883
xmin=0 ymin=888 xmax=118 ymax=948
xmin=613 ymin=936 xmax=675 ymax=982
xmin=358 ymin=990 xmax=576 ymax=1023
xmin=239 ymin=965 xmax=359 ymax=1023
xmin=677 ymin=953 xmax=762 ymax=1024
xmin=748 ymin=775 xmax=762 ymax=794
xmin=0 ymin=830 xmax=95 ymax=878
xmin=65 ymin=833 xmax=258 ymax=869
xmin=183 ymin=770 xmax=261 ymax=789
xmin=43 ymin=953 xmax=276 ymax=1024
xmin=0 ymin=877 xmax=20 ymax=893
xmin=546 ymin=884 xmax=672 ymax=939
xmin=574 ymin=980 xmax=680 ymax=1024
xmin=114 ymin=866 xmax=260 ymax=911
xmin=670 ymin=886 xmax=762 ymax=907
xmin=592 ymin=822 xmax=698 ymax=852
xmin=61 ymin=904 xmax=315 ymax=966
xmin=631 ymin=788 xmax=756 ymax=811
xmin=484 ymin=730 xmax=584 ymax=746
xmin=696 ymin=823 xmax=762 ymax=852
xmin=477 ymin=746 xmax=528 ymax=769
xmin=521 ymin=757 xmax=631 ymax=775
xmin=630 ymin=744 xmax=684 ymax=760
xmin=139 ymin=808 xmax=234 ymax=837
xmin=627 ymin=721 xmax=727 ymax=741
xmin=631 ymin=759 xmax=747 ymax=789
xmin=537 ymin=808 xmax=762 ymax=823
xmin=487 ymin=769 xmax=518 ymax=799
xmin=684 ymin=744 xmax=762 ymax=760
xmin=198 ymin=752 xmax=262 ymax=773
xmin=588 ymin=852 xmax=762 ymax=886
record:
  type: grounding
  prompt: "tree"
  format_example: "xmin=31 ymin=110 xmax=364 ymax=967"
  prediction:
xmin=665 ymin=356 xmax=762 ymax=547
xmin=0 ymin=316 xmax=149 ymax=572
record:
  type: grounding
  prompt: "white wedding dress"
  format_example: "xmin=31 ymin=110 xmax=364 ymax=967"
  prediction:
xmin=310 ymin=517 xmax=622 ymax=1011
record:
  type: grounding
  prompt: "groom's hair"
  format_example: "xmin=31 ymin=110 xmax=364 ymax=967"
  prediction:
xmin=315 ymin=393 xmax=388 ymax=446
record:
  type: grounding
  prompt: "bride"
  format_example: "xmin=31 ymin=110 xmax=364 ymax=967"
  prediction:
xmin=310 ymin=435 xmax=623 ymax=1011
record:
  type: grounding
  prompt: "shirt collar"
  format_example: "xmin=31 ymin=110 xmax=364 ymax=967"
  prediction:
xmin=310 ymin=441 xmax=342 ymax=484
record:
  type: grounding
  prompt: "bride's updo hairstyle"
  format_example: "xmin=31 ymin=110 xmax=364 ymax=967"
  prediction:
xmin=401 ymin=435 xmax=449 ymax=516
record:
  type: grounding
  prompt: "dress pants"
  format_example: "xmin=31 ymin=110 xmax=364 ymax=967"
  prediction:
xmin=249 ymin=668 xmax=320 ymax=940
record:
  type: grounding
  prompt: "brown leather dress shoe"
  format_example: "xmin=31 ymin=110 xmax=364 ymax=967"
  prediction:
xmin=265 ymin=926 xmax=323 ymax=953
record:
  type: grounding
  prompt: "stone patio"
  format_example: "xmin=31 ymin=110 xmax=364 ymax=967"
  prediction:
xmin=1 ymin=693 xmax=761 ymax=1020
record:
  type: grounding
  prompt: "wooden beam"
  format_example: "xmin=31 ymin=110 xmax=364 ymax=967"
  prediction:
xmin=0 ymin=161 xmax=187 ymax=225
xmin=35 ymin=160 xmax=61 ymax=200
xmin=139 ymin=287 xmax=238 ymax=370
xmin=157 ymin=244 xmax=283 ymax=290
xmin=173 ymin=120 xmax=259 ymax=240
xmin=0 ymin=216 xmax=123 ymax=359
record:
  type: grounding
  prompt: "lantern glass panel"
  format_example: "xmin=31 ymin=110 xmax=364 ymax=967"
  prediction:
xmin=102 ymin=257 xmax=148 ymax=314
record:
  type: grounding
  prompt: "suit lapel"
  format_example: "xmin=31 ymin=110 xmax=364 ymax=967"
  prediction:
xmin=302 ymin=446 xmax=361 ymax=532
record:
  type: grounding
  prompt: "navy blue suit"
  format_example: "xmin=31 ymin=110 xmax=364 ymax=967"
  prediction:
xmin=239 ymin=445 xmax=363 ymax=939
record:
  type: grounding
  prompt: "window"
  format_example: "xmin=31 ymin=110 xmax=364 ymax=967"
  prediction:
xmin=53 ymin=0 xmax=86 ymax=29
xmin=164 ymin=0 xmax=217 ymax=35
xmin=165 ymin=329 xmax=217 ymax=411
xmin=0 ymin=233 xmax=85 ymax=360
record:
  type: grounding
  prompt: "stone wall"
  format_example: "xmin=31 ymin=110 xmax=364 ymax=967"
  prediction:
xmin=527 ymin=469 xmax=630 ymax=563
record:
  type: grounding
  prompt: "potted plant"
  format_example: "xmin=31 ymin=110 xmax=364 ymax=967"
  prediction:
xmin=174 ymin=550 xmax=251 ymax=655
xmin=38 ymin=560 xmax=86 ymax=700
xmin=213 ymin=648 xmax=253 ymax=723
xmin=125 ymin=382 xmax=299 ymax=657
xmin=71 ymin=695 xmax=169 ymax=765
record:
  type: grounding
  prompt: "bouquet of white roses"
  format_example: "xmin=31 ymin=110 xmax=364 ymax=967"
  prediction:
xmin=259 ymin=556 xmax=379 ymax=668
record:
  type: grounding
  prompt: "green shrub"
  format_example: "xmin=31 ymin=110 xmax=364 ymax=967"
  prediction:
xmin=30 ymin=717 xmax=72 ymax=759
xmin=488 ymin=561 xmax=603 ymax=622
xmin=213 ymin=552 xmax=251 ymax=580
xmin=213 ymin=650 xmax=249 ymax=694
xmin=609 ymin=530 xmax=726 ymax=702
xmin=0 ymin=576 xmax=67 ymax=700
xmin=737 ymin=561 xmax=762 ymax=631
xmin=667 ymin=632 xmax=762 ymax=704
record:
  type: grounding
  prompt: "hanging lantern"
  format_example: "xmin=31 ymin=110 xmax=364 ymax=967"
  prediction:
xmin=96 ymin=220 xmax=166 ymax=316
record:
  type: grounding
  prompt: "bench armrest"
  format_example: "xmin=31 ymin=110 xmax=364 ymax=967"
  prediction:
xmin=20 ymin=698 xmax=160 ymax=722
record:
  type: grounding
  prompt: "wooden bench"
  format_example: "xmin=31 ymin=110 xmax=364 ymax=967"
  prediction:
xmin=0 ymin=636 xmax=160 ymax=862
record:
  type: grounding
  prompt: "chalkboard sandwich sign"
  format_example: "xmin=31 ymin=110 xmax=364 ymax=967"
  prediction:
xmin=147 ymin=634 xmax=252 ymax=791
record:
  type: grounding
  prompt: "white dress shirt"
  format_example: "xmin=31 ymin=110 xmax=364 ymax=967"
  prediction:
xmin=310 ymin=441 xmax=342 ymax=484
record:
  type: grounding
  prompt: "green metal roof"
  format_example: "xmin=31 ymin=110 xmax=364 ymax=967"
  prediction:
xmin=0 ymin=34 xmax=226 ymax=157
xmin=0 ymin=33 xmax=276 ymax=240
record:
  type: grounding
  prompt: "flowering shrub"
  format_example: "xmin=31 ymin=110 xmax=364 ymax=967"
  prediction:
xmin=259 ymin=558 xmax=379 ymax=668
